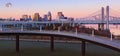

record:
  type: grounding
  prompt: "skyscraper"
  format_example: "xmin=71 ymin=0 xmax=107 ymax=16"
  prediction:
xmin=22 ymin=15 xmax=28 ymax=19
xmin=43 ymin=14 xmax=48 ymax=21
xmin=47 ymin=11 xmax=52 ymax=21
xmin=33 ymin=13 xmax=41 ymax=21
xmin=20 ymin=15 xmax=28 ymax=21
xmin=26 ymin=15 xmax=32 ymax=21
xmin=57 ymin=12 xmax=64 ymax=19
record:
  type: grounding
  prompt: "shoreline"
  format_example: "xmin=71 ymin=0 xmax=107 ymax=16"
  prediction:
xmin=0 ymin=38 xmax=81 ymax=44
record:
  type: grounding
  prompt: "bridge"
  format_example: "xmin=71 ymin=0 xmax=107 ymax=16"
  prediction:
xmin=0 ymin=29 xmax=120 ymax=56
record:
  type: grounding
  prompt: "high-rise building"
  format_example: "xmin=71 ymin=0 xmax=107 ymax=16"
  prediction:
xmin=22 ymin=15 xmax=28 ymax=19
xmin=43 ymin=14 xmax=48 ymax=21
xmin=26 ymin=15 xmax=32 ymax=21
xmin=47 ymin=11 xmax=52 ymax=21
xmin=57 ymin=12 xmax=64 ymax=19
xmin=20 ymin=15 xmax=28 ymax=21
xmin=33 ymin=13 xmax=41 ymax=21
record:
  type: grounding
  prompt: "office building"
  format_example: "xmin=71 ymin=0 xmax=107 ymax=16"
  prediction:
xmin=33 ymin=13 xmax=42 ymax=21
xmin=26 ymin=16 xmax=32 ymax=21
xmin=22 ymin=15 xmax=28 ymax=19
xmin=43 ymin=14 xmax=48 ymax=21
xmin=20 ymin=15 xmax=28 ymax=21
xmin=47 ymin=11 xmax=52 ymax=21
xmin=57 ymin=12 xmax=64 ymax=19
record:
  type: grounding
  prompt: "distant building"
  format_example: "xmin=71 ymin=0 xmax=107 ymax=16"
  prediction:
xmin=20 ymin=15 xmax=28 ymax=21
xmin=20 ymin=18 xmax=25 ymax=21
xmin=38 ymin=17 xmax=42 ymax=21
xmin=0 ymin=18 xmax=5 ymax=21
xmin=0 ymin=18 xmax=16 ymax=21
xmin=57 ymin=12 xmax=64 ymax=19
xmin=26 ymin=16 xmax=32 ymax=21
xmin=33 ymin=13 xmax=42 ymax=21
xmin=20 ymin=15 xmax=32 ymax=21
xmin=68 ymin=17 xmax=74 ymax=21
xmin=22 ymin=15 xmax=28 ymax=19
xmin=64 ymin=17 xmax=67 ymax=19
xmin=43 ymin=14 xmax=48 ymax=21
xmin=6 ymin=18 xmax=16 ymax=21
xmin=47 ymin=11 xmax=52 ymax=21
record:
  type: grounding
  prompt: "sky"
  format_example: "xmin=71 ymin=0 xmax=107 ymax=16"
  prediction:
xmin=0 ymin=0 xmax=120 ymax=19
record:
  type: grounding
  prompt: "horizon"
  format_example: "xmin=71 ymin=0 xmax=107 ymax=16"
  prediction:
xmin=0 ymin=0 xmax=120 ymax=19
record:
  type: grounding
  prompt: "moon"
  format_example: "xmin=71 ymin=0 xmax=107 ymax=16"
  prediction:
xmin=5 ymin=2 xmax=12 ymax=8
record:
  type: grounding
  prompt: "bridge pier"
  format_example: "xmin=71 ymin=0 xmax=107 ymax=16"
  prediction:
xmin=81 ymin=40 xmax=86 ymax=56
xmin=50 ymin=36 xmax=54 ymax=52
xmin=16 ymin=35 xmax=20 ymax=53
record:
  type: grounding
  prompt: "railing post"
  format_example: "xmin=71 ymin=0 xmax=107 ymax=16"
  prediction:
xmin=21 ymin=25 xmax=23 ymax=31
xmin=92 ymin=30 xmax=94 ymax=36
xmin=62 ymin=23 xmax=63 ymax=26
xmin=58 ymin=26 xmax=60 ymax=32
xmin=40 ymin=26 xmax=42 ymax=32
xmin=0 ymin=24 xmax=2 ymax=31
xmin=75 ymin=28 xmax=78 ymax=34
xmin=69 ymin=23 xmax=71 ymax=26
xmin=49 ymin=23 xmax=50 ymax=26
xmin=110 ymin=33 xmax=113 ymax=41
xmin=0 ymin=28 xmax=2 ymax=31
xmin=72 ymin=23 xmax=75 ymax=27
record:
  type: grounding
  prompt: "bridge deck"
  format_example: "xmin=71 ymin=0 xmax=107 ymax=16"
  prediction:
xmin=0 ymin=30 xmax=120 ymax=52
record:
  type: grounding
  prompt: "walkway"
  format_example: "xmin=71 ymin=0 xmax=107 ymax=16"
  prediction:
xmin=0 ymin=30 xmax=120 ymax=51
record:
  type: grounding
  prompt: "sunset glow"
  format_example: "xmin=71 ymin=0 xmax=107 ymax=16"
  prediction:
xmin=0 ymin=0 xmax=120 ymax=19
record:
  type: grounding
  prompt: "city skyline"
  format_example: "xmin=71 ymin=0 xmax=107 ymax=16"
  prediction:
xmin=0 ymin=0 xmax=120 ymax=19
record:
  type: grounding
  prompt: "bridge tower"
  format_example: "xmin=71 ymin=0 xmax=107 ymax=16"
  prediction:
xmin=98 ymin=7 xmax=105 ymax=31
xmin=106 ymin=6 xmax=110 ymax=31
xmin=101 ymin=7 xmax=105 ymax=30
